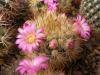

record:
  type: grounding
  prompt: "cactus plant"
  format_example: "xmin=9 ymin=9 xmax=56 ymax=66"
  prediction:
xmin=79 ymin=1 xmax=100 ymax=74
xmin=0 ymin=0 xmax=100 ymax=75
xmin=24 ymin=12 xmax=83 ymax=74
xmin=80 ymin=0 xmax=100 ymax=29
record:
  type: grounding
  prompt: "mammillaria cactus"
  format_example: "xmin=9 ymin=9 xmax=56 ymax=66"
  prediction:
xmin=80 ymin=0 xmax=100 ymax=29
xmin=0 ymin=0 xmax=100 ymax=75
xmin=20 ymin=12 xmax=84 ymax=74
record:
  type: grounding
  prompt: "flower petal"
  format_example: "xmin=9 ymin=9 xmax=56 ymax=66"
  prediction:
xmin=16 ymin=39 xmax=23 ymax=44
xmin=16 ymin=35 xmax=23 ymax=39
xmin=36 ymin=39 xmax=43 ymax=44
xmin=19 ymin=59 xmax=30 ymax=66
xmin=23 ymin=21 xmax=30 ymax=28
xmin=26 ymin=45 xmax=33 ymax=52
xmin=36 ymin=33 xmax=45 ymax=39
xmin=36 ymin=28 xmax=44 ymax=34
xmin=31 ymin=24 xmax=36 ymax=31
xmin=18 ymin=42 xmax=25 ymax=49
xmin=32 ymin=43 xmax=38 ymax=50
xmin=27 ymin=67 xmax=37 ymax=75
xmin=24 ymin=26 xmax=32 ymax=33
xmin=21 ymin=44 xmax=27 ymax=51
xmin=18 ymin=28 xmax=24 ymax=34
xmin=33 ymin=56 xmax=49 ymax=66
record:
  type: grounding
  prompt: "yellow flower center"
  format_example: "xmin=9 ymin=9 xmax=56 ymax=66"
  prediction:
xmin=26 ymin=33 xmax=36 ymax=44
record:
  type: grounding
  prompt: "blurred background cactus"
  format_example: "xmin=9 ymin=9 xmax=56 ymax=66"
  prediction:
xmin=79 ymin=1 xmax=100 ymax=74
xmin=80 ymin=0 xmax=100 ymax=29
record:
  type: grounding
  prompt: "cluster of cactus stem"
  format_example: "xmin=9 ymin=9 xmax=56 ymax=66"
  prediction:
xmin=18 ymin=11 xmax=82 ymax=75
xmin=80 ymin=0 xmax=100 ymax=29
xmin=0 ymin=0 xmax=100 ymax=75
xmin=32 ymin=12 xmax=82 ymax=73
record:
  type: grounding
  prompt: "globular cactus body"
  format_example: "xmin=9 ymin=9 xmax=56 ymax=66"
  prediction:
xmin=31 ymin=12 xmax=82 ymax=73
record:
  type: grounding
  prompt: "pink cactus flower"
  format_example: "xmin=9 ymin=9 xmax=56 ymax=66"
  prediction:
xmin=49 ymin=39 xmax=58 ymax=49
xmin=74 ymin=14 xmax=91 ymax=39
xmin=43 ymin=0 xmax=54 ymax=4
xmin=43 ymin=0 xmax=58 ymax=11
xmin=16 ymin=21 xmax=45 ymax=52
xmin=59 ymin=73 xmax=65 ymax=75
xmin=23 ymin=21 xmax=31 ymax=28
xmin=48 ymin=3 xmax=57 ymax=11
xmin=66 ymin=39 xmax=75 ymax=49
xmin=16 ymin=56 xmax=49 ymax=75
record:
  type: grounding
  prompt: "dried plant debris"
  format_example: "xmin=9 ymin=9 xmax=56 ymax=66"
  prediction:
xmin=0 ymin=26 xmax=21 ymax=65
xmin=0 ymin=0 xmax=30 ymax=26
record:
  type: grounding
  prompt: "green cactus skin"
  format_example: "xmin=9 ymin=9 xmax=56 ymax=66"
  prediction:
xmin=80 ymin=0 xmax=100 ymax=29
